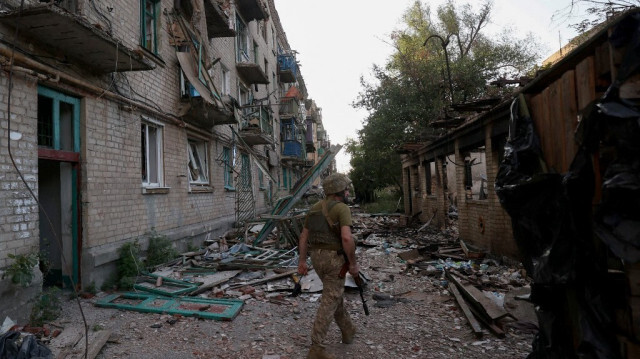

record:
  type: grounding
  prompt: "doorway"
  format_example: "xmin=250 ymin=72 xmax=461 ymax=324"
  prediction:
xmin=37 ymin=86 xmax=81 ymax=288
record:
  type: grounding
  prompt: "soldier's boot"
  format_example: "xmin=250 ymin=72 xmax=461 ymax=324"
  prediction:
xmin=307 ymin=345 xmax=336 ymax=359
xmin=340 ymin=323 xmax=356 ymax=344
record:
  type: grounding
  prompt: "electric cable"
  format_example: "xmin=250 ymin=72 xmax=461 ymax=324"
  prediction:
xmin=4 ymin=1 xmax=89 ymax=358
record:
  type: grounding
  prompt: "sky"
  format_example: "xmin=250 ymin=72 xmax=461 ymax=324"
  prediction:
xmin=273 ymin=0 xmax=590 ymax=172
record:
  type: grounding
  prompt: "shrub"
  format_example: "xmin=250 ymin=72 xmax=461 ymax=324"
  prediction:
xmin=145 ymin=230 xmax=177 ymax=269
xmin=2 ymin=253 xmax=39 ymax=287
xmin=30 ymin=287 xmax=61 ymax=326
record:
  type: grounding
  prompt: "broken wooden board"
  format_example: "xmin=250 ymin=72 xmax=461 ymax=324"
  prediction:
xmin=449 ymin=283 xmax=484 ymax=338
xmin=226 ymin=269 xmax=297 ymax=290
xmin=188 ymin=270 xmax=241 ymax=296
xmin=96 ymin=293 xmax=244 ymax=321
xmin=447 ymin=271 xmax=509 ymax=321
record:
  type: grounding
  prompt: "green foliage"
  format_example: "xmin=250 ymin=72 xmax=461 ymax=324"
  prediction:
xmin=556 ymin=1 xmax=639 ymax=33
xmin=186 ymin=242 xmax=199 ymax=252
xmin=92 ymin=324 xmax=104 ymax=331
xmin=362 ymin=188 xmax=403 ymax=214
xmin=29 ymin=287 xmax=61 ymax=326
xmin=85 ymin=281 xmax=97 ymax=295
xmin=145 ymin=230 xmax=177 ymax=269
xmin=350 ymin=0 xmax=540 ymax=197
xmin=2 ymin=252 xmax=39 ymax=287
xmin=117 ymin=240 xmax=141 ymax=290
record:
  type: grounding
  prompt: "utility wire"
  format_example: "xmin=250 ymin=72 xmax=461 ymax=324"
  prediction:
xmin=5 ymin=2 xmax=89 ymax=357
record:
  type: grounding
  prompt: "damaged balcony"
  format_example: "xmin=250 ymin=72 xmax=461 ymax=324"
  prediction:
xmin=279 ymin=97 xmax=300 ymax=119
xmin=236 ymin=0 xmax=268 ymax=22
xmin=204 ymin=0 xmax=235 ymax=38
xmin=0 ymin=4 xmax=155 ymax=73
xmin=281 ymin=118 xmax=304 ymax=161
xmin=239 ymin=105 xmax=273 ymax=145
xmin=277 ymin=54 xmax=298 ymax=83
xmin=305 ymin=119 xmax=315 ymax=153
xmin=236 ymin=62 xmax=269 ymax=84
xmin=177 ymin=52 xmax=238 ymax=128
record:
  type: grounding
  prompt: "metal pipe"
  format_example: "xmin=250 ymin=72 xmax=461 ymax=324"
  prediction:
xmin=0 ymin=42 xmax=186 ymax=128
xmin=424 ymin=34 xmax=454 ymax=104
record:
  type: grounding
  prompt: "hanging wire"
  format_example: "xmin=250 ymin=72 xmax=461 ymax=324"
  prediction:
xmin=4 ymin=1 xmax=89 ymax=357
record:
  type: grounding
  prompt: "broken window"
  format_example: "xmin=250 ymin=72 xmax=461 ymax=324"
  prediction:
xmin=223 ymin=146 xmax=234 ymax=190
xmin=462 ymin=148 xmax=488 ymax=200
xmin=141 ymin=121 xmax=164 ymax=187
xmin=37 ymin=86 xmax=79 ymax=152
xmin=423 ymin=161 xmax=434 ymax=196
xmin=236 ymin=15 xmax=249 ymax=62
xmin=141 ymin=0 xmax=160 ymax=54
xmin=221 ymin=65 xmax=230 ymax=95
xmin=188 ymin=139 xmax=209 ymax=185
xmin=258 ymin=167 xmax=266 ymax=189
xmin=180 ymin=69 xmax=200 ymax=98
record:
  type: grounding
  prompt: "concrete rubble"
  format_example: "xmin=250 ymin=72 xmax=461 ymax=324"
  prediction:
xmin=3 ymin=207 xmax=538 ymax=358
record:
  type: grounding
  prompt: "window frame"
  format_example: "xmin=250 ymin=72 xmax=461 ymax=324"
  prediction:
xmin=141 ymin=120 xmax=165 ymax=189
xmin=140 ymin=0 xmax=160 ymax=54
xmin=221 ymin=65 xmax=230 ymax=95
xmin=236 ymin=14 xmax=249 ymax=62
xmin=223 ymin=146 xmax=235 ymax=190
xmin=187 ymin=138 xmax=210 ymax=186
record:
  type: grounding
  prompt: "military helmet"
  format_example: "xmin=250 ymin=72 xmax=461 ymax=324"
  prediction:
xmin=322 ymin=173 xmax=352 ymax=195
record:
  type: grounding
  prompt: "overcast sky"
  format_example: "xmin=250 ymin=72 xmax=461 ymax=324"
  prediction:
xmin=273 ymin=0 xmax=588 ymax=172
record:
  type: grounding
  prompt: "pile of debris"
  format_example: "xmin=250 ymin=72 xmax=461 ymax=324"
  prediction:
xmin=350 ymin=209 xmax=535 ymax=338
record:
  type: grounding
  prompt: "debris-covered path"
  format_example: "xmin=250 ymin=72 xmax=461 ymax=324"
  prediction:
xmin=49 ymin=212 xmax=536 ymax=358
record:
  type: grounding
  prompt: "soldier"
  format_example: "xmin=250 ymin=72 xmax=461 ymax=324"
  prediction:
xmin=298 ymin=173 xmax=359 ymax=359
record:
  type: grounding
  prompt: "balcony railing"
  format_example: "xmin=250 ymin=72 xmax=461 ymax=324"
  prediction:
xmin=277 ymin=54 xmax=297 ymax=83
xmin=279 ymin=97 xmax=299 ymax=118
xmin=239 ymin=105 xmax=273 ymax=145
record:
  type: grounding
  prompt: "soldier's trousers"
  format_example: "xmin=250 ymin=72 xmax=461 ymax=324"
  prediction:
xmin=309 ymin=248 xmax=354 ymax=347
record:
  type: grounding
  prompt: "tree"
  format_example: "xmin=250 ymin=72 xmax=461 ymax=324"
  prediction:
xmin=348 ymin=0 xmax=539 ymax=200
xmin=556 ymin=1 xmax=640 ymax=33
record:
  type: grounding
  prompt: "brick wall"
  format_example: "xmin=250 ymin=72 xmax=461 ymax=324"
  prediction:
xmin=0 ymin=0 xmax=289 ymax=289
xmin=0 ymin=72 xmax=40 ymax=268
xmin=402 ymin=125 xmax=518 ymax=259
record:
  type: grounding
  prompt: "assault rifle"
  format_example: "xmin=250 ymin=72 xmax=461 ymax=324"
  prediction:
xmin=339 ymin=254 xmax=370 ymax=316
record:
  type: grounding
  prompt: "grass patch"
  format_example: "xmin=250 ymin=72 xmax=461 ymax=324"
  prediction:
xmin=362 ymin=187 xmax=403 ymax=214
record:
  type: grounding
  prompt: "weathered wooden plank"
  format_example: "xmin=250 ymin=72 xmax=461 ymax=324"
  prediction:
xmin=549 ymin=79 xmax=566 ymax=171
xmin=539 ymin=87 xmax=552 ymax=169
xmin=561 ymin=70 xmax=578 ymax=171
xmin=447 ymin=271 xmax=508 ymax=321
xmin=448 ymin=282 xmax=484 ymax=337
xmin=576 ymin=56 xmax=596 ymax=111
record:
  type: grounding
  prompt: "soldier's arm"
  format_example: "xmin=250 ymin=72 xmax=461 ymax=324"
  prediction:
xmin=341 ymin=226 xmax=359 ymax=276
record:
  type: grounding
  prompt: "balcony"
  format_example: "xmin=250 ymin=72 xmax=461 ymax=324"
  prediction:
xmin=0 ymin=4 xmax=154 ymax=73
xmin=239 ymin=105 xmax=273 ymax=145
xmin=178 ymin=97 xmax=239 ymax=128
xmin=305 ymin=119 xmax=316 ymax=152
xmin=204 ymin=0 xmax=235 ymax=38
xmin=277 ymin=54 xmax=298 ymax=83
xmin=236 ymin=48 xmax=269 ymax=84
xmin=177 ymin=52 xmax=237 ymax=128
xmin=236 ymin=0 xmax=268 ymax=21
xmin=279 ymin=97 xmax=300 ymax=119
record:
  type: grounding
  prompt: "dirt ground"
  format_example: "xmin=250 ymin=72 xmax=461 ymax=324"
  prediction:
xmin=42 ymin=214 xmax=536 ymax=359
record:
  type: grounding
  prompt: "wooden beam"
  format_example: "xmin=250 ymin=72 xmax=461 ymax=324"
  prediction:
xmin=448 ymin=283 xmax=484 ymax=337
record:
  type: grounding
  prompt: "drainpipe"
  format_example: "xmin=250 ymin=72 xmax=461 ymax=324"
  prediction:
xmin=0 ymin=43 xmax=186 ymax=128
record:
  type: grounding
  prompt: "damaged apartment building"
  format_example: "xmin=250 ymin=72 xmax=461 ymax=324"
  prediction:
xmin=0 ymin=0 xmax=330 ymax=321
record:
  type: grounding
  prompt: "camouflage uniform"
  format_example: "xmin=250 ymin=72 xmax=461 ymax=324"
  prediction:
xmin=305 ymin=199 xmax=355 ymax=348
